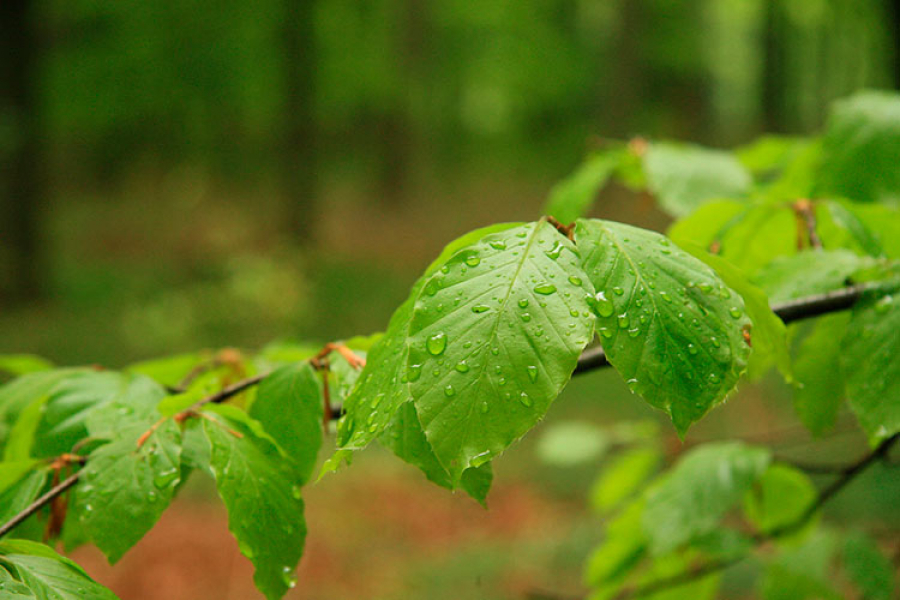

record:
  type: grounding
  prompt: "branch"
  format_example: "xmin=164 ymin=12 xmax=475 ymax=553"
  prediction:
xmin=574 ymin=283 xmax=873 ymax=375
xmin=0 ymin=471 xmax=80 ymax=539
xmin=610 ymin=433 xmax=899 ymax=600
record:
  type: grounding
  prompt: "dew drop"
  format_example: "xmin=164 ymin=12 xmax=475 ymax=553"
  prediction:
xmin=407 ymin=364 xmax=422 ymax=381
xmin=465 ymin=255 xmax=481 ymax=267
xmin=480 ymin=401 xmax=489 ymax=414
xmin=521 ymin=312 xmax=532 ymax=322
xmin=518 ymin=392 xmax=533 ymax=407
xmin=444 ymin=385 xmax=456 ymax=397
xmin=659 ymin=291 xmax=672 ymax=303
xmin=534 ymin=283 xmax=557 ymax=295
xmin=708 ymin=373 xmax=721 ymax=384
xmin=710 ymin=336 xmax=720 ymax=348
xmin=612 ymin=286 xmax=624 ymax=296
xmin=455 ymin=361 xmax=470 ymax=373
xmin=729 ymin=307 xmax=743 ymax=319
xmin=292 ymin=485 xmax=303 ymax=500
xmin=568 ymin=276 xmax=583 ymax=287
xmin=281 ymin=566 xmax=298 ymax=589
xmin=472 ymin=304 xmax=490 ymax=313
xmin=628 ymin=327 xmax=641 ymax=338
xmin=617 ymin=314 xmax=630 ymax=329
xmin=599 ymin=327 xmax=613 ymax=339
xmin=687 ymin=344 xmax=698 ymax=355
xmin=593 ymin=291 xmax=615 ymax=317
xmin=526 ymin=365 xmax=538 ymax=383
xmin=518 ymin=298 xmax=529 ymax=309
xmin=699 ymin=283 xmax=713 ymax=293
xmin=545 ymin=241 xmax=564 ymax=260
xmin=427 ymin=332 xmax=447 ymax=355
xmin=490 ymin=240 xmax=507 ymax=250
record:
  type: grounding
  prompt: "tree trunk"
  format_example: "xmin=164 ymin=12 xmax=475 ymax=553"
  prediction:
xmin=282 ymin=0 xmax=317 ymax=244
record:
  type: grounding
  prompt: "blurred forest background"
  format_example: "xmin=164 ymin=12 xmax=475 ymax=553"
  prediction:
xmin=1 ymin=2 xmax=899 ymax=598
xmin=1 ymin=0 xmax=898 ymax=365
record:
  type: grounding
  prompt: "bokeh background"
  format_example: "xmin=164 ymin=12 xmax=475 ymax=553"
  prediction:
xmin=1 ymin=1 xmax=899 ymax=598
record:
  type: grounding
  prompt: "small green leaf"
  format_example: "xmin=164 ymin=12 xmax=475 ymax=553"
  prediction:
xmin=126 ymin=353 xmax=208 ymax=388
xmin=0 ymin=355 xmax=54 ymax=377
xmin=735 ymin=135 xmax=810 ymax=176
xmin=819 ymin=201 xmax=885 ymax=257
xmin=792 ymin=314 xmax=849 ymax=436
xmin=409 ymin=221 xmax=595 ymax=482
xmin=203 ymin=406 xmax=306 ymax=600
xmin=642 ymin=442 xmax=770 ymax=555
xmin=544 ymin=149 xmax=623 ymax=223
xmin=589 ymin=447 xmax=660 ymax=514
xmin=816 ymin=91 xmax=900 ymax=205
xmin=249 ymin=363 xmax=322 ymax=483
xmin=536 ymin=421 xmax=609 ymax=466
xmin=576 ymin=220 xmax=751 ymax=434
xmin=843 ymin=531 xmax=895 ymax=600
xmin=744 ymin=464 xmax=817 ymax=535
xmin=0 ymin=539 xmax=119 ymax=599
xmin=4 ymin=397 xmax=49 ymax=461
xmin=643 ymin=142 xmax=751 ymax=216
xmin=760 ymin=528 xmax=841 ymax=600
xmin=841 ymin=291 xmax=900 ymax=441
xmin=584 ymin=500 xmax=646 ymax=588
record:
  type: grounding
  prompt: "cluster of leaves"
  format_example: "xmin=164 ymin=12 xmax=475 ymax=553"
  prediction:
xmin=542 ymin=90 xmax=900 ymax=598
xmin=0 ymin=91 xmax=897 ymax=599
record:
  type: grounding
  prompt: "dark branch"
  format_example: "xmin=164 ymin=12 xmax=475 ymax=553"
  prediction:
xmin=0 ymin=471 xmax=80 ymax=539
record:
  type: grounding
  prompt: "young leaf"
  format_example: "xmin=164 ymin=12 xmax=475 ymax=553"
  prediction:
xmin=408 ymin=221 xmax=595 ymax=482
xmin=74 ymin=382 xmax=181 ymax=563
xmin=841 ymin=291 xmax=900 ymax=441
xmin=249 ymin=362 xmax=322 ymax=483
xmin=0 ymin=539 xmax=119 ymax=599
xmin=642 ymin=442 xmax=770 ymax=554
xmin=816 ymin=91 xmax=900 ymax=205
xmin=792 ymin=314 xmax=849 ymax=436
xmin=584 ymin=500 xmax=646 ymax=589
xmin=328 ymin=223 xmax=522 ymax=474
xmin=0 ymin=369 xmax=80 ymax=452
xmin=744 ymin=464 xmax=817 ymax=535
xmin=203 ymin=406 xmax=306 ymax=600
xmin=643 ymin=142 xmax=751 ymax=216
xmin=843 ymin=532 xmax=895 ymax=600
xmin=575 ymin=220 xmax=751 ymax=434
xmin=0 ymin=355 xmax=54 ymax=377
xmin=760 ymin=529 xmax=841 ymax=600
xmin=536 ymin=421 xmax=609 ymax=467
xmin=544 ymin=149 xmax=623 ymax=224
xmin=589 ymin=447 xmax=660 ymax=514
xmin=0 ymin=470 xmax=48 ymax=525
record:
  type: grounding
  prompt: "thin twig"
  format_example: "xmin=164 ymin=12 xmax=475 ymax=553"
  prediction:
xmin=0 ymin=471 xmax=80 ymax=539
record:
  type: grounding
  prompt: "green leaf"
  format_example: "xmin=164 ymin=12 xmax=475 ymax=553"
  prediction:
xmin=589 ymin=447 xmax=660 ymax=514
xmin=328 ymin=223 xmax=522 ymax=474
xmin=584 ymin=500 xmax=646 ymax=588
xmin=735 ymin=135 xmax=811 ymax=177
xmin=536 ymin=421 xmax=609 ymax=466
xmin=74 ymin=382 xmax=181 ymax=563
xmin=0 ymin=461 xmax=41 ymax=496
xmin=816 ymin=91 xmax=900 ymax=205
xmin=760 ymin=529 xmax=841 ymax=600
xmin=249 ymin=363 xmax=322 ymax=483
xmin=0 ymin=356 xmax=54 ymax=377
xmin=744 ymin=464 xmax=817 ymax=535
xmin=843 ymin=532 xmax=895 ymax=600
xmin=4 ymin=397 xmax=49 ymax=461
xmin=642 ymin=442 xmax=770 ymax=555
xmin=643 ymin=142 xmax=751 ymax=216
xmin=845 ymin=203 xmax=900 ymax=258
xmin=841 ymin=292 xmax=900 ymax=441
xmin=31 ymin=372 xmax=133 ymax=458
xmin=0 ymin=470 xmax=48 ymax=525
xmin=756 ymin=250 xmax=871 ymax=304
xmin=408 ymin=221 xmax=595 ymax=482
xmin=818 ymin=201 xmax=885 ymax=257
xmin=0 ymin=370 xmax=80 ymax=452
xmin=0 ymin=539 xmax=119 ymax=599
xmin=666 ymin=200 xmax=745 ymax=251
xmin=0 ymin=566 xmax=35 ymax=596
xmin=544 ymin=149 xmax=623 ymax=224
xmin=681 ymin=246 xmax=792 ymax=382
xmin=792 ymin=314 xmax=849 ymax=436
xmin=203 ymin=406 xmax=306 ymax=600
xmin=126 ymin=353 xmax=208 ymax=388
xmin=576 ymin=220 xmax=751 ymax=434
xmin=378 ymin=401 xmax=492 ymax=504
